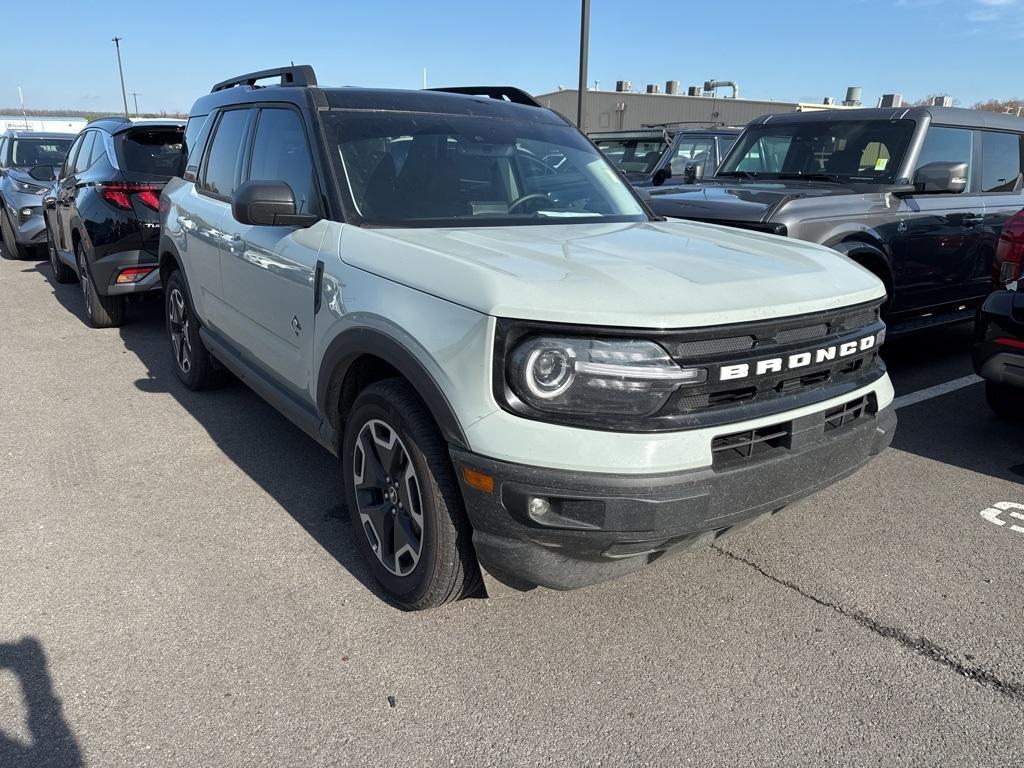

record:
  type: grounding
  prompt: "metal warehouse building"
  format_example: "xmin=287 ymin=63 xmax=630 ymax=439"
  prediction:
xmin=535 ymin=87 xmax=847 ymax=132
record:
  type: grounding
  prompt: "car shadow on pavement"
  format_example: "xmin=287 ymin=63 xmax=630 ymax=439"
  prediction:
xmin=0 ymin=637 xmax=84 ymax=768
xmin=32 ymin=262 xmax=394 ymax=608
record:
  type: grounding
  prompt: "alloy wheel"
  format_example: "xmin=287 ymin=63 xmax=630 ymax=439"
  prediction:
xmin=168 ymin=288 xmax=193 ymax=374
xmin=352 ymin=419 xmax=424 ymax=576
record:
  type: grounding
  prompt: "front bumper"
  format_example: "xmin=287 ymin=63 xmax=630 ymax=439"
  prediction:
xmin=4 ymin=194 xmax=46 ymax=245
xmin=89 ymin=249 xmax=161 ymax=296
xmin=453 ymin=403 xmax=896 ymax=591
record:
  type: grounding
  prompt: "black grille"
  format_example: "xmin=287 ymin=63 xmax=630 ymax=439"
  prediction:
xmin=824 ymin=395 xmax=872 ymax=432
xmin=712 ymin=423 xmax=792 ymax=466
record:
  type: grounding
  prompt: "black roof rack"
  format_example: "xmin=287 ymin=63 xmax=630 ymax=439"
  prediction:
xmin=211 ymin=65 xmax=318 ymax=93
xmin=428 ymin=86 xmax=541 ymax=108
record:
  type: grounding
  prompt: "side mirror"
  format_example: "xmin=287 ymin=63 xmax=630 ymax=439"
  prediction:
xmin=684 ymin=162 xmax=706 ymax=183
xmin=652 ymin=166 xmax=672 ymax=186
xmin=912 ymin=161 xmax=968 ymax=194
xmin=29 ymin=164 xmax=58 ymax=182
xmin=230 ymin=180 xmax=319 ymax=227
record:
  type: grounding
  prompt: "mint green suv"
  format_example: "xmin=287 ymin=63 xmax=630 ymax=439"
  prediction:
xmin=159 ymin=66 xmax=896 ymax=609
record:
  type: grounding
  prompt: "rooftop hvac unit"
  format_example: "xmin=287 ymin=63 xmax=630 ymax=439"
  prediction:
xmin=615 ymin=80 xmax=631 ymax=92
xmin=666 ymin=80 xmax=680 ymax=95
xmin=823 ymin=96 xmax=836 ymax=105
xmin=646 ymin=84 xmax=660 ymax=94
xmin=932 ymin=95 xmax=954 ymax=107
xmin=879 ymin=93 xmax=903 ymax=108
xmin=687 ymin=86 xmax=702 ymax=97
xmin=843 ymin=86 xmax=863 ymax=107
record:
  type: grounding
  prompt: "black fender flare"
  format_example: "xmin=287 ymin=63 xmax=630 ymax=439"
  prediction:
xmin=829 ymin=239 xmax=894 ymax=288
xmin=317 ymin=327 xmax=469 ymax=450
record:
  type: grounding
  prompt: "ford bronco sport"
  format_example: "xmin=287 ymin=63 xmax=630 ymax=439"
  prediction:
xmin=647 ymin=107 xmax=1024 ymax=332
xmin=159 ymin=66 xmax=896 ymax=609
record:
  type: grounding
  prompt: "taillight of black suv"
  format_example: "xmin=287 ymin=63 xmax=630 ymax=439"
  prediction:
xmin=994 ymin=208 xmax=1024 ymax=289
xmin=42 ymin=118 xmax=185 ymax=328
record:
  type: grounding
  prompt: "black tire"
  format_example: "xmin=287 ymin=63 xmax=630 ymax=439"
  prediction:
xmin=1 ymin=206 xmax=32 ymax=260
xmin=76 ymin=240 xmax=124 ymax=327
xmin=985 ymin=381 xmax=1019 ymax=420
xmin=342 ymin=379 xmax=480 ymax=610
xmin=164 ymin=268 xmax=220 ymax=390
xmin=46 ymin=220 xmax=76 ymax=284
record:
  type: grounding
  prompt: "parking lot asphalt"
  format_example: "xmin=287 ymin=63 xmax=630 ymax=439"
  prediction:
xmin=1 ymin=245 xmax=1022 ymax=768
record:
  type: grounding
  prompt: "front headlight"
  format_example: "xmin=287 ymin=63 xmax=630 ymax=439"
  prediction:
xmin=507 ymin=336 xmax=706 ymax=416
xmin=12 ymin=179 xmax=48 ymax=195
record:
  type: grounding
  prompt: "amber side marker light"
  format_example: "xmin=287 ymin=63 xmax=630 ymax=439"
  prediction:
xmin=462 ymin=467 xmax=495 ymax=494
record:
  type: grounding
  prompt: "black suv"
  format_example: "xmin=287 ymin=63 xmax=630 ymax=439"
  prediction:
xmin=647 ymin=107 xmax=1024 ymax=331
xmin=591 ymin=126 xmax=740 ymax=188
xmin=43 ymin=117 xmax=185 ymax=327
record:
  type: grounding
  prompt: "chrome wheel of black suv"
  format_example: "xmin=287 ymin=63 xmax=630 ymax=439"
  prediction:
xmin=342 ymin=379 xmax=480 ymax=610
xmin=164 ymin=269 xmax=219 ymax=390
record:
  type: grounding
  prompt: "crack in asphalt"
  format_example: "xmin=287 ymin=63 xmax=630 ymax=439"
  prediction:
xmin=710 ymin=544 xmax=1024 ymax=702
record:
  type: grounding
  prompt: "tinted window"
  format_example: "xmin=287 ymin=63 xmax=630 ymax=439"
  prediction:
xmin=200 ymin=109 xmax=250 ymax=196
xmin=73 ymin=133 xmax=96 ymax=174
xmin=61 ymin=135 xmax=84 ymax=178
xmin=0 ymin=138 xmax=8 ymax=167
xmin=248 ymin=109 xmax=318 ymax=215
xmin=593 ymin=136 xmax=668 ymax=174
xmin=182 ymin=115 xmax=208 ymax=170
xmin=116 ymin=127 xmax=185 ymax=176
xmin=669 ymin=138 xmax=715 ymax=175
xmin=720 ymin=120 xmax=915 ymax=182
xmin=11 ymin=137 xmax=73 ymax=168
xmin=980 ymin=131 xmax=1023 ymax=193
xmin=915 ymin=126 xmax=973 ymax=184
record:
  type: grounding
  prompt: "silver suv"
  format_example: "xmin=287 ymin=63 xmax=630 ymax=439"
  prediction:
xmin=0 ymin=130 xmax=74 ymax=258
xmin=159 ymin=66 xmax=897 ymax=609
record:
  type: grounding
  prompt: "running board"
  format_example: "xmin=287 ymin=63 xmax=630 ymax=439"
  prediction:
xmin=888 ymin=306 xmax=977 ymax=335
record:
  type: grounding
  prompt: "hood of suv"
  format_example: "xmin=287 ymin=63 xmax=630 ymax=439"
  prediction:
xmin=342 ymin=220 xmax=885 ymax=328
xmin=646 ymin=180 xmax=859 ymax=224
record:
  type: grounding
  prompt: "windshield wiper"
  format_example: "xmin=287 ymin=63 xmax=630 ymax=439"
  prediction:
xmin=716 ymin=170 xmax=759 ymax=180
xmin=775 ymin=172 xmax=843 ymax=183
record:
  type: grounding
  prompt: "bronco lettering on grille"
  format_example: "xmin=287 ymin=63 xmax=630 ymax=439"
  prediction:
xmin=718 ymin=334 xmax=876 ymax=382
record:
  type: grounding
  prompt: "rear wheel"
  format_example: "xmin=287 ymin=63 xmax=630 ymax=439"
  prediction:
xmin=1 ymin=206 xmax=31 ymax=260
xmin=77 ymin=241 xmax=124 ymax=327
xmin=985 ymin=381 xmax=1019 ymax=420
xmin=47 ymin=220 xmax=75 ymax=284
xmin=342 ymin=379 xmax=480 ymax=610
xmin=165 ymin=269 xmax=220 ymax=390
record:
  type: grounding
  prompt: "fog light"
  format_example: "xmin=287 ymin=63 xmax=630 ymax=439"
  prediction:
xmin=115 ymin=267 xmax=155 ymax=284
xmin=527 ymin=497 xmax=552 ymax=520
xmin=18 ymin=207 xmax=34 ymax=224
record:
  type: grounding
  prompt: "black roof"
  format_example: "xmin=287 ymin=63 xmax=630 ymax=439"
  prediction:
xmin=189 ymin=65 xmax=566 ymax=125
xmin=751 ymin=105 xmax=1024 ymax=132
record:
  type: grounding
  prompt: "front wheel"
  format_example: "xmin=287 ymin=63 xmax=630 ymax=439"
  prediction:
xmin=47 ymin=221 xmax=75 ymax=284
xmin=1 ymin=207 xmax=31 ymax=260
xmin=342 ymin=379 xmax=480 ymax=610
xmin=985 ymin=381 xmax=1019 ymax=420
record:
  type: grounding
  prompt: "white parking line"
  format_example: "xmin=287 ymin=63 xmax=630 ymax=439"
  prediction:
xmin=893 ymin=374 xmax=984 ymax=410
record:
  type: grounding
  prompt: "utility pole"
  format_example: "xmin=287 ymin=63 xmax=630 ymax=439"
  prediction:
xmin=131 ymin=92 xmax=141 ymax=117
xmin=576 ymin=0 xmax=590 ymax=131
xmin=112 ymin=36 xmax=129 ymax=118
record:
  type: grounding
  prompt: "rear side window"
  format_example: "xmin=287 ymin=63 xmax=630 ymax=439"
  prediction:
xmin=182 ymin=115 xmax=208 ymax=171
xmin=73 ymin=132 xmax=96 ymax=174
xmin=0 ymin=138 xmax=8 ymax=167
xmin=199 ymin=109 xmax=251 ymax=197
xmin=247 ymin=108 xmax=319 ymax=215
xmin=980 ymin=131 xmax=1023 ymax=193
xmin=116 ymin=128 xmax=185 ymax=176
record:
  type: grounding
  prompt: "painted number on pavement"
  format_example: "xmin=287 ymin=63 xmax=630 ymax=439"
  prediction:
xmin=980 ymin=502 xmax=1024 ymax=534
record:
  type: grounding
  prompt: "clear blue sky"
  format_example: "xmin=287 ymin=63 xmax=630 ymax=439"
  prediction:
xmin=1 ymin=0 xmax=1020 ymax=114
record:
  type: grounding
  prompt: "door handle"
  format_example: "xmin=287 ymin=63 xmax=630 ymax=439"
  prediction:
xmin=962 ymin=214 xmax=984 ymax=227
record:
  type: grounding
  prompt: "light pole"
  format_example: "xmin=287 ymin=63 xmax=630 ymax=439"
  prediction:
xmin=112 ymin=36 xmax=129 ymax=118
xmin=576 ymin=0 xmax=590 ymax=131
xmin=131 ymin=92 xmax=141 ymax=117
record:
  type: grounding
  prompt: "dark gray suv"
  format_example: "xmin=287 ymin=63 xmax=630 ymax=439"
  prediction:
xmin=647 ymin=107 xmax=1024 ymax=330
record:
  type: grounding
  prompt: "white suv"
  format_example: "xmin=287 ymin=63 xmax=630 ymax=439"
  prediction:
xmin=159 ymin=66 xmax=896 ymax=609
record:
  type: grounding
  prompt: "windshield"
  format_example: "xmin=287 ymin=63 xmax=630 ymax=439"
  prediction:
xmin=717 ymin=120 xmax=915 ymax=184
xmin=323 ymin=111 xmax=648 ymax=226
xmin=10 ymin=138 xmax=73 ymax=168
xmin=592 ymin=136 xmax=669 ymax=174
